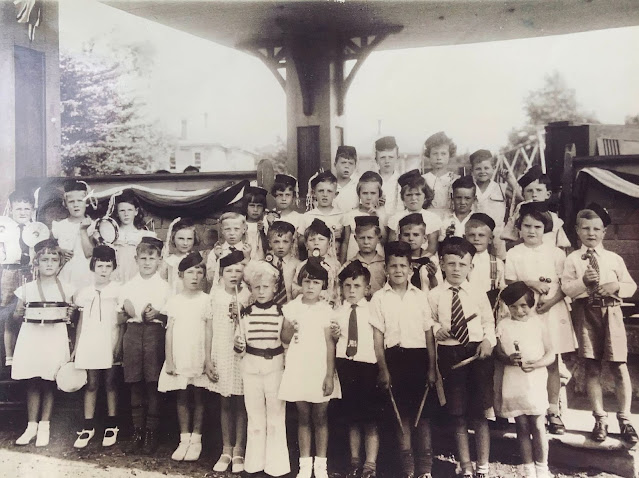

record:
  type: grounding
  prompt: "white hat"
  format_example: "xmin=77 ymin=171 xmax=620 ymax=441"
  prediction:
xmin=55 ymin=362 xmax=87 ymax=393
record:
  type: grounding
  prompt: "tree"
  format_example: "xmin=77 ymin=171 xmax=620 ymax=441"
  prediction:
xmin=255 ymin=136 xmax=288 ymax=174
xmin=625 ymin=114 xmax=639 ymax=125
xmin=60 ymin=43 xmax=171 ymax=176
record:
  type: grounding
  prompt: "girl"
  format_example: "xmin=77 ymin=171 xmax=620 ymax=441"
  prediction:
xmin=244 ymin=186 xmax=268 ymax=261
xmin=158 ymin=252 xmax=209 ymax=462
xmin=52 ymin=180 xmax=94 ymax=291
xmin=161 ymin=218 xmax=200 ymax=294
xmin=496 ymin=282 xmax=554 ymax=478
xmin=421 ymin=131 xmax=459 ymax=220
xmin=279 ymin=258 xmax=341 ymax=478
xmin=340 ymin=171 xmax=387 ymax=263
xmin=12 ymin=238 xmax=75 ymax=447
xmin=110 ymin=191 xmax=156 ymax=283
xmin=204 ymin=250 xmax=251 ymax=473
xmin=505 ymin=202 xmax=576 ymax=435
xmin=72 ymin=245 xmax=122 ymax=448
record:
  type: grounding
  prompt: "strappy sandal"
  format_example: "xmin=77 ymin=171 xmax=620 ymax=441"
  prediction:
xmin=213 ymin=453 xmax=232 ymax=472
xmin=231 ymin=455 xmax=244 ymax=474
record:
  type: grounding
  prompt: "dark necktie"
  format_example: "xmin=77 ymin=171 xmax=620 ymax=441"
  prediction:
xmin=586 ymin=248 xmax=600 ymax=300
xmin=273 ymin=258 xmax=287 ymax=306
xmin=410 ymin=257 xmax=431 ymax=290
xmin=346 ymin=303 xmax=358 ymax=358
xmin=18 ymin=224 xmax=30 ymax=265
xmin=450 ymin=287 xmax=469 ymax=345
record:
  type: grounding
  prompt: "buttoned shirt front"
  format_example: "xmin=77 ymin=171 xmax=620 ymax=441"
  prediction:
xmin=334 ymin=298 xmax=377 ymax=363
xmin=429 ymin=280 xmax=496 ymax=347
xmin=468 ymin=249 xmax=505 ymax=294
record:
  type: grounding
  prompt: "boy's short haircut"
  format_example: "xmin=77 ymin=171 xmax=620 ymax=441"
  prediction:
xmin=334 ymin=145 xmax=357 ymax=164
xmin=452 ymin=175 xmax=476 ymax=193
xmin=384 ymin=241 xmax=411 ymax=264
xmin=466 ymin=213 xmax=495 ymax=232
xmin=516 ymin=202 xmax=553 ymax=233
xmin=310 ymin=171 xmax=338 ymax=189
xmin=297 ymin=257 xmax=329 ymax=289
xmin=90 ymin=244 xmax=118 ymax=271
xmin=219 ymin=211 xmax=247 ymax=226
xmin=267 ymin=220 xmax=296 ymax=239
xmin=338 ymin=259 xmax=371 ymax=285
xmin=171 ymin=218 xmax=200 ymax=247
xmin=424 ymin=131 xmax=457 ymax=158
xmin=579 ymin=202 xmax=611 ymax=227
xmin=501 ymin=281 xmax=535 ymax=308
xmin=375 ymin=135 xmax=398 ymax=153
xmin=469 ymin=149 xmax=496 ymax=168
xmin=356 ymin=171 xmax=383 ymax=196
xmin=9 ymin=189 xmax=35 ymax=206
xmin=304 ymin=218 xmax=332 ymax=241
xmin=270 ymin=174 xmax=297 ymax=196
xmin=439 ymin=236 xmax=476 ymax=259
xmin=136 ymin=237 xmax=163 ymax=256
xmin=245 ymin=260 xmax=278 ymax=287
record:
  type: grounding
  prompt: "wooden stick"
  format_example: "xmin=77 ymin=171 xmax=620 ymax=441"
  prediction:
xmin=388 ymin=386 xmax=405 ymax=435
xmin=451 ymin=353 xmax=479 ymax=370
xmin=414 ymin=384 xmax=430 ymax=428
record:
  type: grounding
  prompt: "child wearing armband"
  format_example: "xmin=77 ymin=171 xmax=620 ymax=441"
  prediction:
xmin=161 ymin=218 xmax=200 ymax=295
xmin=119 ymin=237 xmax=169 ymax=455
xmin=244 ymin=186 xmax=269 ymax=261
xmin=387 ymin=170 xmax=441 ymax=256
xmin=12 ymin=239 xmax=75 ymax=447
xmin=333 ymin=146 xmax=360 ymax=212
xmin=398 ymin=213 xmax=442 ymax=292
xmin=343 ymin=216 xmax=386 ymax=296
xmin=429 ymin=237 xmax=495 ymax=478
xmin=421 ymin=131 xmax=459 ymax=220
xmin=375 ymin=136 xmax=401 ymax=216
xmin=562 ymin=204 xmax=638 ymax=444
xmin=438 ymin=176 xmax=476 ymax=241
xmin=266 ymin=221 xmax=300 ymax=305
xmin=279 ymin=258 xmax=341 ymax=478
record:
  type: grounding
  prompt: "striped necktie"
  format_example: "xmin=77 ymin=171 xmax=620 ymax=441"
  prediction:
xmin=273 ymin=258 xmax=287 ymax=306
xmin=346 ymin=303 xmax=358 ymax=358
xmin=586 ymin=248 xmax=600 ymax=301
xmin=450 ymin=287 xmax=469 ymax=345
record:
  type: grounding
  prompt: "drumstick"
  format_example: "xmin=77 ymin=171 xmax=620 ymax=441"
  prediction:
xmin=414 ymin=384 xmax=430 ymax=428
xmin=451 ymin=353 xmax=480 ymax=370
xmin=388 ymin=385 xmax=405 ymax=435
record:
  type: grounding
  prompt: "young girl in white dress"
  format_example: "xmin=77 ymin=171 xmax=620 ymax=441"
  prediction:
xmin=52 ymin=180 xmax=94 ymax=291
xmin=110 ymin=191 xmax=156 ymax=283
xmin=279 ymin=258 xmax=341 ymax=478
xmin=72 ymin=245 xmax=122 ymax=449
xmin=158 ymin=252 xmax=209 ymax=462
xmin=495 ymin=282 xmax=554 ymax=478
xmin=12 ymin=239 xmax=75 ymax=447
xmin=203 ymin=250 xmax=251 ymax=473
xmin=421 ymin=131 xmax=459 ymax=220
xmin=161 ymin=218 xmax=199 ymax=295
xmin=244 ymin=187 xmax=268 ymax=262
xmin=505 ymin=202 xmax=576 ymax=435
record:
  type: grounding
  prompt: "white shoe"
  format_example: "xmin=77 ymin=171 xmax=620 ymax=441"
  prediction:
xmin=184 ymin=434 xmax=202 ymax=462
xmin=231 ymin=455 xmax=244 ymax=474
xmin=73 ymin=428 xmax=95 ymax=449
xmin=213 ymin=454 xmax=232 ymax=472
xmin=313 ymin=457 xmax=328 ymax=478
xmin=15 ymin=423 xmax=37 ymax=446
xmin=296 ymin=457 xmax=313 ymax=478
xmin=102 ymin=427 xmax=119 ymax=447
xmin=35 ymin=422 xmax=50 ymax=447
xmin=172 ymin=433 xmax=191 ymax=461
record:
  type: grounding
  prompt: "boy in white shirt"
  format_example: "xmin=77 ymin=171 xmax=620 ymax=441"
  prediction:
xmin=333 ymin=146 xmax=360 ymax=212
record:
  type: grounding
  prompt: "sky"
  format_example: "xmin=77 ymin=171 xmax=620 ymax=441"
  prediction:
xmin=59 ymin=0 xmax=639 ymax=155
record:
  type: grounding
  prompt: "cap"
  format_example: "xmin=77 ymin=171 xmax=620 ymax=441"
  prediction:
xmin=140 ymin=236 xmax=164 ymax=251
xmin=178 ymin=251 xmax=204 ymax=272
xmin=359 ymin=170 xmax=383 ymax=184
xmin=335 ymin=145 xmax=357 ymax=161
xmin=354 ymin=215 xmax=380 ymax=228
xmin=34 ymin=238 xmax=59 ymax=254
xmin=468 ymin=213 xmax=495 ymax=231
xmin=585 ymin=202 xmax=611 ymax=227
xmin=307 ymin=218 xmax=331 ymax=238
xmin=501 ymin=281 xmax=532 ymax=306
xmin=469 ymin=149 xmax=493 ymax=165
xmin=274 ymin=174 xmax=297 ymax=188
xmin=246 ymin=186 xmax=268 ymax=197
xmin=310 ymin=170 xmax=337 ymax=189
xmin=519 ymin=201 xmax=549 ymax=216
xmin=518 ymin=165 xmax=544 ymax=189
xmin=220 ymin=250 xmax=245 ymax=268
xmin=384 ymin=240 xmax=411 ymax=259
xmin=63 ymin=180 xmax=88 ymax=193
xmin=439 ymin=236 xmax=477 ymax=257
xmin=92 ymin=244 xmax=117 ymax=263
xmin=338 ymin=259 xmax=369 ymax=283
xmin=375 ymin=136 xmax=397 ymax=151
xmin=397 ymin=169 xmax=422 ymax=188
xmin=452 ymin=175 xmax=476 ymax=191
xmin=270 ymin=220 xmax=296 ymax=235
xmin=398 ymin=212 xmax=425 ymax=229
xmin=303 ymin=257 xmax=329 ymax=283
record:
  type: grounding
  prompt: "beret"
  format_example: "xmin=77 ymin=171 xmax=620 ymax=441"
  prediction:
xmin=468 ymin=213 xmax=495 ymax=231
xmin=220 ymin=249 xmax=245 ymax=268
xmin=178 ymin=251 xmax=203 ymax=272
xmin=354 ymin=215 xmax=379 ymax=227
xmin=584 ymin=202 xmax=611 ymax=227
xmin=397 ymin=169 xmax=422 ymax=188
xmin=375 ymin=136 xmax=397 ymax=151
xmin=501 ymin=281 xmax=532 ymax=306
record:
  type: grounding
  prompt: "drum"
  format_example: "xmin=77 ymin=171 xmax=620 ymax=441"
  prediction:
xmin=0 ymin=216 xmax=19 ymax=243
xmin=24 ymin=301 xmax=69 ymax=324
xmin=95 ymin=217 xmax=119 ymax=244
xmin=22 ymin=222 xmax=50 ymax=248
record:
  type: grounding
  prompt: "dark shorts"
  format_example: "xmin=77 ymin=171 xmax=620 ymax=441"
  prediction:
xmin=438 ymin=343 xmax=494 ymax=418
xmin=572 ymin=299 xmax=627 ymax=363
xmin=123 ymin=322 xmax=165 ymax=383
xmin=0 ymin=266 xmax=30 ymax=306
xmin=335 ymin=358 xmax=384 ymax=424
xmin=385 ymin=347 xmax=435 ymax=421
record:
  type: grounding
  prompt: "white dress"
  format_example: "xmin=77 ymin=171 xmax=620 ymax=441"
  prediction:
xmin=52 ymin=219 xmax=93 ymax=291
xmin=111 ymin=228 xmax=156 ymax=284
xmin=12 ymin=279 xmax=75 ymax=381
xmin=159 ymin=292 xmax=210 ymax=392
xmin=497 ymin=316 xmax=549 ymax=418
xmin=74 ymin=281 xmax=121 ymax=370
xmin=278 ymin=297 xmax=341 ymax=403
xmin=505 ymin=243 xmax=577 ymax=354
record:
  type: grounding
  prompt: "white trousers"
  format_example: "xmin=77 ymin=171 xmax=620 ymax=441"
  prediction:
xmin=243 ymin=365 xmax=290 ymax=476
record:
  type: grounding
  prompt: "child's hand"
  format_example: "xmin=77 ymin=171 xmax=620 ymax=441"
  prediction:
xmin=509 ymin=352 xmax=522 ymax=367
xmin=536 ymin=298 xmax=553 ymax=315
xmin=427 ymin=368 xmax=437 ymax=387
xmin=70 ymin=348 xmax=77 ymax=362
xmin=257 ymin=220 xmax=264 ymax=232
xmin=80 ymin=216 xmax=93 ymax=229
xmin=165 ymin=361 xmax=176 ymax=376
xmin=322 ymin=374 xmax=334 ymax=397
xmin=329 ymin=321 xmax=340 ymax=341
xmin=122 ymin=299 xmax=136 ymax=319
xmin=242 ymin=243 xmax=252 ymax=257
xmin=266 ymin=211 xmax=278 ymax=225
xmin=435 ymin=328 xmax=451 ymax=341
xmin=233 ymin=334 xmax=246 ymax=352
xmin=583 ymin=265 xmax=599 ymax=286
xmin=526 ymin=280 xmax=550 ymax=295
xmin=522 ymin=361 xmax=536 ymax=373
xmin=377 ymin=369 xmax=391 ymax=390
xmin=378 ymin=194 xmax=386 ymax=207
xmin=332 ymin=226 xmax=343 ymax=241
xmin=142 ymin=304 xmax=159 ymax=321
xmin=205 ymin=360 xmax=219 ymax=382
xmin=213 ymin=242 xmax=223 ymax=259
xmin=113 ymin=342 xmax=123 ymax=363
xmin=597 ymin=282 xmax=620 ymax=297
xmin=291 ymin=319 xmax=300 ymax=333
xmin=61 ymin=248 xmax=74 ymax=261
xmin=477 ymin=339 xmax=494 ymax=359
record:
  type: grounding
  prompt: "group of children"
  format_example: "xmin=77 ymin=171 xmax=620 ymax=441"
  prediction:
xmin=0 ymin=130 xmax=637 ymax=478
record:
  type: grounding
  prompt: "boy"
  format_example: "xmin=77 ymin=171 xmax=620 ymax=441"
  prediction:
xmin=562 ymin=203 xmax=638 ymax=443
xmin=501 ymin=165 xmax=571 ymax=249
xmin=266 ymin=220 xmax=300 ymax=304
xmin=398 ymin=213 xmax=442 ymax=292
xmin=206 ymin=212 xmax=251 ymax=283
xmin=333 ymin=146 xmax=360 ymax=212
xmin=268 ymin=174 xmax=304 ymax=235
xmin=429 ymin=237 xmax=496 ymax=478
xmin=1 ymin=189 xmax=34 ymax=366
xmin=119 ymin=236 xmax=170 ymax=454
xmin=344 ymin=216 xmax=386 ymax=296
xmin=375 ymin=136 xmax=401 ymax=215
xmin=465 ymin=213 xmax=505 ymax=298
xmin=422 ymin=131 xmax=459 ymax=220
xmin=439 ymin=175 xmax=476 ymax=241
xmin=370 ymin=241 xmax=437 ymax=478
xmin=300 ymin=171 xmax=344 ymax=257
xmin=387 ymin=170 xmax=441 ymax=256
xmin=334 ymin=261 xmax=383 ymax=478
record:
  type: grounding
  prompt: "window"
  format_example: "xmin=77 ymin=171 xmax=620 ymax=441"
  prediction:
xmin=194 ymin=152 xmax=201 ymax=168
xmin=169 ymin=153 xmax=176 ymax=170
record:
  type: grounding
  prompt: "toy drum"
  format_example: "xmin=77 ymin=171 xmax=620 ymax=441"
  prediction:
xmin=24 ymin=302 xmax=69 ymax=324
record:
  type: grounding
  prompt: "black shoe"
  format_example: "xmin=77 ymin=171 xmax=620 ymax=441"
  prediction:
xmin=475 ymin=472 xmax=489 ymax=478
xmin=620 ymin=422 xmax=639 ymax=444
xmin=362 ymin=470 xmax=377 ymax=478
xmin=547 ymin=413 xmax=566 ymax=435
xmin=124 ymin=427 xmax=144 ymax=454
xmin=142 ymin=429 xmax=159 ymax=454
xmin=346 ymin=465 xmax=362 ymax=478
xmin=591 ymin=420 xmax=608 ymax=442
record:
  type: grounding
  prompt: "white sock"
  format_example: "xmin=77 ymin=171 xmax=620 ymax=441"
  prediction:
xmin=179 ymin=432 xmax=191 ymax=443
xmin=190 ymin=433 xmax=201 ymax=443
xmin=38 ymin=421 xmax=50 ymax=429
xmin=523 ymin=463 xmax=536 ymax=477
